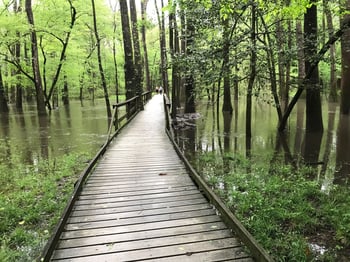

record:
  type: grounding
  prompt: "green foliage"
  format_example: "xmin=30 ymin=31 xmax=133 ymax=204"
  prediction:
xmin=197 ymin=152 xmax=350 ymax=260
xmin=0 ymin=153 xmax=88 ymax=261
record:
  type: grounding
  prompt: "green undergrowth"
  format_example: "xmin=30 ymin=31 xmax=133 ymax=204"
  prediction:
xmin=196 ymin=152 xmax=350 ymax=261
xmin=0 ymin=153 xmax=89 ymax=261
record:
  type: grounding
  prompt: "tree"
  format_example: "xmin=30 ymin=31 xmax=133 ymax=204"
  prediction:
xmin=130 ymin=0 xmax=143 ymax=109
xmin=141 ymin=0 xmax=151 ymax=92
xmin=91 ymin=0 xmax=112 ymax=118
xmin=119 ymin=0 xmax=136 ymax=100
xmin=340 ymin=0 xmax=350 ymax=114
xmin=25 ymin=0 xmax=46 ymax=115
xmin=0 ymin=66 xmax=9 ymax=113
xmin=304 ymin=0 xmax=323 ymax=132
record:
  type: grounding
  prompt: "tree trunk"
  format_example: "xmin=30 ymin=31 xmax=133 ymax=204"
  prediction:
xmin=222 ymin=18 xmax=233 ymax=113
xmin=14 ymin=0 xmax=23 ymax=110
xmin=304 ymin=1 xmax=323 ymax=132
xmin=141 ymin=0 xmax=151 ymax=92
xmin=25 ymin=0 xmax=47 ymax=115
xmin=62 ymin=75 xmax=69 ymax=105
xmin=0 ymin=66 xmax=9 ymax=113
xmin=246 ymin=4 xmax=257 ymax=158
xmin=120 ymin=0 xmax=135 ymax=100
xmin=324 ymin=0 xmax=338 ymax=102
xmin=184 ymin=11 xmax=195 ymax=113
xmin=155 ymin=0 xmax=169 ymax=94
xmin=340 ymin=0 xmax=350 ymax=114
xmin=130 ymin=0 xmax=143 ymax=110
xmin=91 ymin=0 xmax=111 ymax=118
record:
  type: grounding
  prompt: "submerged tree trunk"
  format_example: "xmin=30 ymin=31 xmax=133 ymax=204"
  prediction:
xmin=246 ymin=4 xmax=257 ymax=158
xmin=62 ymin=75 xmax=69 ymax=105
xmin=304 ymin=1 xmax=323 ymax=132
xmin=222 ymin=18 xmax=233 ymax=113
xmin=324 ymin=0 xmax=338 ymax=102
xmin=340 ymin=0 xmax=350 ymax=114
xmin=25 ymin=0 xmax=47 ymax=115
xmin=0 ymin=66 xmax=9 ymax=113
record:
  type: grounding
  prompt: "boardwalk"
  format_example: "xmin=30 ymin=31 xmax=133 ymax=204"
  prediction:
xmin=49 ymin=95 xmax=254 ymax=261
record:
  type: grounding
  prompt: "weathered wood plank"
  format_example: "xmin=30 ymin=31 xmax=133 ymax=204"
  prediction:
xmin=52 ymin=238 xmax=244 ymax=261
xmin=64 ymin=209 xmax=217 ymax=232
xmin=71 ymin=198 xmax=207 ymax=217
xmin=57 ymin=221 xmax=227 ymax=249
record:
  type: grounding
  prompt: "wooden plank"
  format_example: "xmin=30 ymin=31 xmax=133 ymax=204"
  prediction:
xmin=53 ymin=230 xmax=236 ymax=259
xmin=52 ymin=238 xmax=245 ymax=261
xmin=72 ymin=193 xmax=204 ymax=211
xmin=57 ymin=221 xmax=227 ymax=249
xmin=68 ymin=202 xmax=212 ymax=223
xmin=71 ymin=198 xmax=208 ymax=217
xmin=75 ymin=189 xmax=202 ymax=205
xmin=63 ymin=210 xmax=217 ymax=237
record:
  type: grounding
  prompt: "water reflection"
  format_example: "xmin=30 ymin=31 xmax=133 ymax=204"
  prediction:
xmin=0 ymin=100 xmax=109 ymax=165
xmin=174 ymin=98 xmax=350 ymax=187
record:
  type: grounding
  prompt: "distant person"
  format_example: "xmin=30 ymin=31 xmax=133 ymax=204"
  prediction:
xmin=159 ymin=86 xmax=163 ymax=94
xmin=155 ymin=87 xmax=159 ymax=94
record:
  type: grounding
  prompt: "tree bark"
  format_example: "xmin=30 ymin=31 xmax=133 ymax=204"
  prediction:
xmin=120 ymin=0 xmax=135 ymax=100
xmin=130 ymin=0 xmax=143 ymax=100
xmin=222 ymin=18 xmax=233 ymax=113
xmin=0 ymin=66 xmax=9 ymax=113
xmin=25 ymin=0 xmax=47 ymax=115
xmin=246 ymin=4 xmax=257 ymax=158
xmin=340 ymin=0 xmax=350 ymax=114
xmin=91 ymin=0 xmax=111 ymax=118
xmin=304 ymin=0 xmax=323 ymax=132
xmin=141 ymin=0 xmax=151 ymax=92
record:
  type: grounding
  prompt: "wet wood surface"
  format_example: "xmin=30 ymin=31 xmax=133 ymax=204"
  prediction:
xmin=51 ymin=95 xmax=253 ymax=261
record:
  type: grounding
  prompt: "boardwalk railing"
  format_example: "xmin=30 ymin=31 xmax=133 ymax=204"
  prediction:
xmin=40 ymin=91 xmax=152 ymax=262
xmin=163 ymin=94 xmax=273 ymax=262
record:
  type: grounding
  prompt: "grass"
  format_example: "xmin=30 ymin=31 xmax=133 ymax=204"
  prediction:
xmin=0 ymin=153 xmax=89 ymax=261
xmin=196 ymin=152 xmax=350 ymax=261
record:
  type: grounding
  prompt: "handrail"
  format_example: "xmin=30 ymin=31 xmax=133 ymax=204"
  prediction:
xmin=40 ymin=91 xmax=152 ymax=262
xmin=162 ymin=94 xmax=273 ymax=262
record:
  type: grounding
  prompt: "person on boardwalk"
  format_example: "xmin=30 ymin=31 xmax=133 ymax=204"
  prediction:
xmin=159 ymin=86 xmax=163 ymax=94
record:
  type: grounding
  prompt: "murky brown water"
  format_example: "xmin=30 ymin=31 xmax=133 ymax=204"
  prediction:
xmin=0 ymin=99 xmax=109 ymax=165
xmin=174 ymin=98 xmax=350 ymax=187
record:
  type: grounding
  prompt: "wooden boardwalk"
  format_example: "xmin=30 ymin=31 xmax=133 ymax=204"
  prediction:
xmin=49 ymin=95 xmax=254 ymax=261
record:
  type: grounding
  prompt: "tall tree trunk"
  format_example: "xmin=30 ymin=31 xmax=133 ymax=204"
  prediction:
xmin=141 ymin=0 xmax=151 ymax=92
xmin=130 ymin=0 xmax=143 ymax=110
xmin=25 ymin=0 xmax=46 ymax=115
xmin=155 ymin=0 xmax=169 ymax=94
xmin=222 ymin=18 xmax=233 ymax=113
xmin=120 ymin=0 xmax=135 ymax=100
xmin=91 ymin=0 xmax=111 ymax=118
xmin=304 ymin=0 xmax=323 ymax=132
xmin=15 ymin=0 xmax=23 ymax=110
xmin=111 ymin=4 xmax=120 ymax=103
xmin=0 ymin=66 xmax=9 ymax=113
xmin=246 ymin=4 xmax=257 ymax=158
xmin=340 ymin=0 xmax=350 ymax=114
xmin=184 ymin=10 xmax=195 ymax=113
xmin=324 ymin=0 xmax=338 ymax=102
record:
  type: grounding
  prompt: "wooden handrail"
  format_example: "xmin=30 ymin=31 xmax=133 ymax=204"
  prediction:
xmin=40 ymin=91 xmax=152 ymax=262
xmin=162 ymin=94 xmax=273 ymax=262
